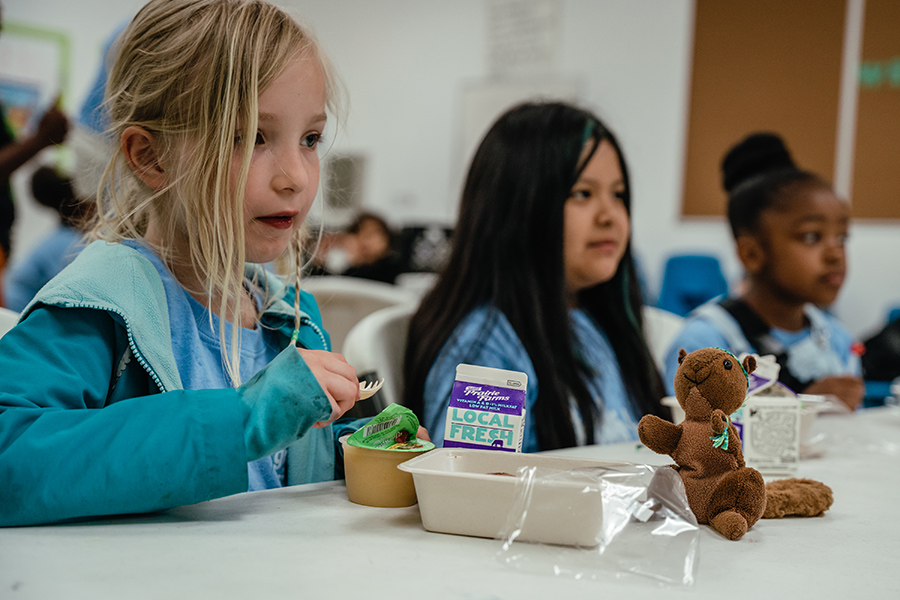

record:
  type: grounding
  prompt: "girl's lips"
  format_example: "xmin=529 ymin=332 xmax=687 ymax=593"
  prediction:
xmin=822 ymin=272 xmax=845 ymax=287
xmin=588 ymin=240 xmax=620 ymax=252
xmin=257 ymin=215 xmax=295 ymax=230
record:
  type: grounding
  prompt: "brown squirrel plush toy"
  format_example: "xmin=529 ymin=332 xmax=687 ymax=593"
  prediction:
xmin=639 ymin=347 xmax=833 ymax=540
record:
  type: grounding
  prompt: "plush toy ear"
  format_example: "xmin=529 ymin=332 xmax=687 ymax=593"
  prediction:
xmin=121 ymin=125 xmax=167 ymax=191
xmin=742 ymin=354 xmax=757 ymax=375
xmin=678 ymin=348 xmax=687 ymax=364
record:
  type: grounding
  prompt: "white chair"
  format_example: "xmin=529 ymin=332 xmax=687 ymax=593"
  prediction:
xmin=394 ymin=271 xmax=438 ymax=298
xmin=0 ymin=307 xmax=19 ymax=338
xmin=342 ymin=303 xmax=417 ymax=413
xmin=642 ymin=305 xmax=685 ymax=371
xmin=299 ymin=276 xmax=417 ymax=354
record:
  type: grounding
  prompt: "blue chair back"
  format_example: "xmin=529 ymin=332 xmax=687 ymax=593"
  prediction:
xmin=656 ymin=254 xmax=728 ymax=317
xmin=888 ymin=305 xmax=900 ymax=325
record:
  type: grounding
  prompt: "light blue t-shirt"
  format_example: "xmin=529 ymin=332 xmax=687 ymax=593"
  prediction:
xmin=422 ymin=305 xmax=640 ymax=452
xmin=127 ymin=241 xmax=284 ymax=490
xmin=663 ymin=300 xmax=859 ymax=395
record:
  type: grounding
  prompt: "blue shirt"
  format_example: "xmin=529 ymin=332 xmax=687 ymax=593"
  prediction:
xmin=663 ymin=300 xmax=859 ymax=395
xmin=422 ymin=305 xmax=640 ymax=452
xmin=128 ymin=242 xmax=285 ymax=490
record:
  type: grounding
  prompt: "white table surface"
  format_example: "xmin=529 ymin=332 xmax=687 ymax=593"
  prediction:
xmin=2 ymin=407 xmax=899 ymax=599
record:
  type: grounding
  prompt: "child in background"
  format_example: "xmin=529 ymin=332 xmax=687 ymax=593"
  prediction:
xmin=663 ymin=168 xmax=864 ymax=410
xmin=0 ymin=0 xmax=362 ymax=526
xmin=403 ymin=102 xmax=669 ymax=452
xmin=3 ymin=166 xmax=91 ymax=311
xmin=340 ymin=211 xmax=402 ymax=283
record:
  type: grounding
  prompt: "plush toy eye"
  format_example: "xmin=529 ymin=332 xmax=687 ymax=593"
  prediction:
xmin=723 ymin=359 xmax=733 ymax=370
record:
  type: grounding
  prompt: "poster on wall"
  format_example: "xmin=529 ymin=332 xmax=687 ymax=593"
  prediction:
xmin=458 ymin=78 xmax=581 ymax=175
xmin=0 ymin=22 xmax=69 ymax=138
xmin=457 ymin=0 xmax=580 ymax=178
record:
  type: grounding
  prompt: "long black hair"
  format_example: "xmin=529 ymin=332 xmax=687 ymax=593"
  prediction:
xmin=402 ymin=102 xmax=668 ymax=450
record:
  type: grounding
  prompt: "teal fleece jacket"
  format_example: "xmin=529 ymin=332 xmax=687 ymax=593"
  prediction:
xmin=0 ymin=241 xmax=341 ymax=526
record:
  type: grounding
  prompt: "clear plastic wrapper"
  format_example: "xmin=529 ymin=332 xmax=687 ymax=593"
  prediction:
xmin=495 ymin=463 xmax=699 ymax=586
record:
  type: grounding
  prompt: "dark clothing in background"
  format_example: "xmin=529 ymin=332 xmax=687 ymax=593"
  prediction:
xmin=0 ymin=105 xmax=15 ymax=257
xmin=862 ymin=318 xmax=900 ymax=382
xmin=341 ymin=252 xmax=403 ymax=284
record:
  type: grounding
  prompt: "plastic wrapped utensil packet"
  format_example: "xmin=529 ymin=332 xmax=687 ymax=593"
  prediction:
xmin=496 ymin=463 xmax=699 ymax=586
xmin=347 ymin=404 xmax=435 ymax=451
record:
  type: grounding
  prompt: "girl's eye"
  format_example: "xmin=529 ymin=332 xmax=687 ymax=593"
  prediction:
xmin=801 ymin=231 xmax=821 ymax=244
xmin=234 ymin=131 xmax=265 ymax=146
xmin=614 ymin=190 xmax=627 ymax=203
xmin=302 ymin=133 xmax=321 ymax=149
xmin=569 ymin=189 xmax=591 ymax=201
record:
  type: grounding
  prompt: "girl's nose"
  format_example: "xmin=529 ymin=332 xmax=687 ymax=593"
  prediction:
xmin=272 ymin=150 xmax=310 ymax=193
xmin=824 ymin=236 xmax=846 ymax=262
xmin=594 ymin=193 xmax=616 ymax=225
xmin=824 ymin=246 xmax=844 ymax=264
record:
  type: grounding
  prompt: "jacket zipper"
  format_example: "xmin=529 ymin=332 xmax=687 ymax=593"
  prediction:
xmin=301 ymin=316 xmax=328 ymax=350
xmin=64 ymin=301 xmax=168 ymax=393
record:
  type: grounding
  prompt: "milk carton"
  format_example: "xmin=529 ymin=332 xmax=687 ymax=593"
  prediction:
xmin=731 ymin=354 xmax=800 ymax=475
xmin=733 ymin=396 xmax=800 ymax=475
xmin=443 ymin=364 xmax=527 ymax=452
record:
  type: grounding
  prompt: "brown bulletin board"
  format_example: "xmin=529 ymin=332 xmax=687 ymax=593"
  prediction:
xmin=851 ymin=0 xmax=900 ymax=220
xmin=681 ymin=0 xmax=847 ymax=218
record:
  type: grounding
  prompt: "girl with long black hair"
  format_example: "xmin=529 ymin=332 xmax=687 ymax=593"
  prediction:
xmin=403 ymin=101 xmax=668 ymax=451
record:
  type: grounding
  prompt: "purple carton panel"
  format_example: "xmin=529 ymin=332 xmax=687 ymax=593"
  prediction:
xmin=443 ymin=364 xmax=527 ymax=452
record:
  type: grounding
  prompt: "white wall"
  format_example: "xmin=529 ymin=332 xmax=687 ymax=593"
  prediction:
xmin=4 ymin=0 xmax=898 ymax=338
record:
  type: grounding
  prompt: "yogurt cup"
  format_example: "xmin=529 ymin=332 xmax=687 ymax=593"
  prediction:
xmin=340 ymin=434 xmax=432 ymax=507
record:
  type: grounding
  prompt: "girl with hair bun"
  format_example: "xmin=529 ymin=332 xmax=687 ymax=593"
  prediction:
xmin=664 ymin=162 xmax=863 ymax=410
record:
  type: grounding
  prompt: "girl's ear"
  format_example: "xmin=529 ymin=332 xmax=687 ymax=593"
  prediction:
xmin=736 ymin=234 xmax=765 ymax=275
xmin=121 ymin=126 xmax=167 ymax=190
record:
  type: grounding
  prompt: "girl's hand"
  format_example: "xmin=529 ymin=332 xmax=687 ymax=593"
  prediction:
xmin=803 ymin=376 xmax=864 ymax=411
xmin=36 ymin=99 xmax=68 ymax=146
xmin=295 ymin=348 xmax=359 ymax=428
xmin=416 ymin=426 xmax=431 ymax=442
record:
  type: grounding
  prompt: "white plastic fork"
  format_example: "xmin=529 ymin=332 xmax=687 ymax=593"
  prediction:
xmin=358 ymin=378 xmax=385 ymax=400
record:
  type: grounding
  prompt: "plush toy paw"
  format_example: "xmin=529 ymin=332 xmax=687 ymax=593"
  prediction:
xmin=709 ymin=409 xmax=728 ymax=434
xmin=709 ymin=510 xmax=749 ymax=540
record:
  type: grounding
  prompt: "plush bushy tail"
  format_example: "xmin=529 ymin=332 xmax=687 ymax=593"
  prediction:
xmin=763 ymin=478 xmax=833 ymax=519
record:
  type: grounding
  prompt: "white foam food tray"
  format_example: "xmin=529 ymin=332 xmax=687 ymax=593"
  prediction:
xmin=397 ymin=448 xmax=630 ymax=546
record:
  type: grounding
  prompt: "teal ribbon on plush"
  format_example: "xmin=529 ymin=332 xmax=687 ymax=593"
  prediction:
xmin=710 ymin=428 xmax=729 ymax=450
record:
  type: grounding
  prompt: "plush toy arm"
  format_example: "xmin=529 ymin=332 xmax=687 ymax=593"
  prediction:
xmin=710 ymin=409 xmax=728 ymax=434
xmin=638 ymin=414 xmax=682 ymax=455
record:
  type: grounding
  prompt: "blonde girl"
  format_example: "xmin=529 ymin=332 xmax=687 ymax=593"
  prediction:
xmin=0 ymin=0 xmax=361 ymax=527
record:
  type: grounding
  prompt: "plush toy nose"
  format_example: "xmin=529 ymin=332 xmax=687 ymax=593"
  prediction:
xmin=682 ymin=360 xmax=711 ymax=384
